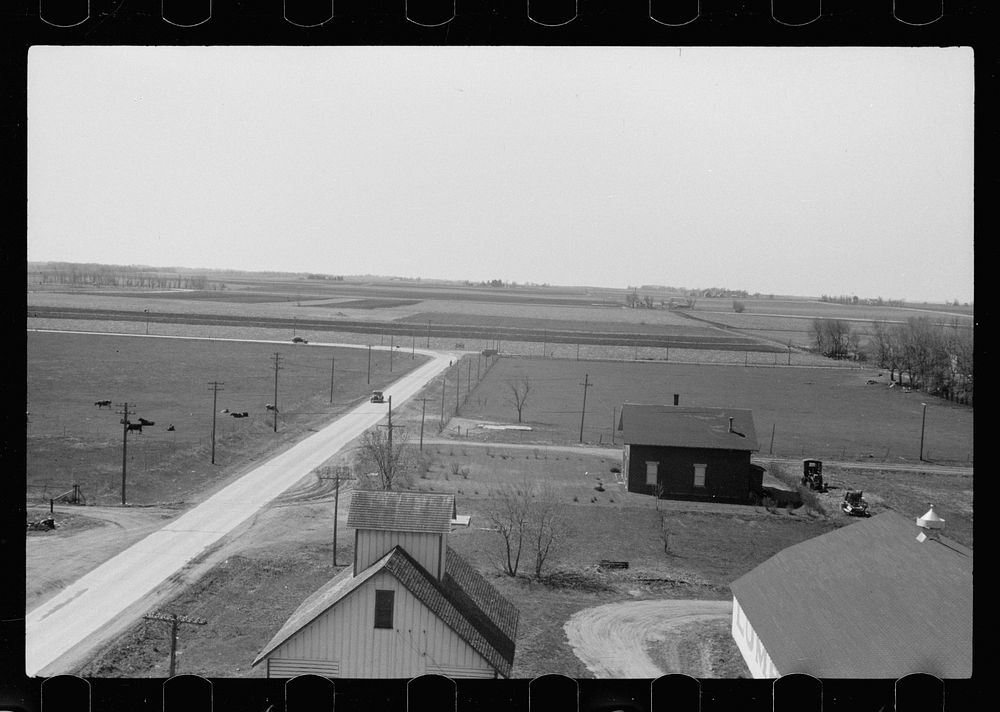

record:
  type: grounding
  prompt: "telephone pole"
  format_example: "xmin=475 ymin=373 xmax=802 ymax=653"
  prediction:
xmin=367 ymin=345 xmax=372 ymax=384
xmin=208 ymin=381 xmax=224 ymax=464
xmin=611 ymin=405 xmax=617 ymax=446
xmin=455 ymin=364 xmax=460 ymax=414
xmin=330 ymin=356 xmax=337 ymax=403
xmin=271 ymin=352 xmax=283 ymax=433
xmin=378 ymin=396 xmax=405 ymax=486
xmin=579 ymin=374 xmax=592 ymax=443
xmin=411 ymin=332 xmax=415 ymax=358
xmin=390 ymin=334 xmax=394 ymax=372
xmin=440 ymin=380 xmax=446 ymax=429
xmin=117 ymin=402 xmax=132 ymax=505
xmin=318 ymin=467 xmax=344 ymax=566
xmin=426 ymin=320 xmax=431 ymax=348
xmin=142 ymin=611 xmax=207 ymax=677
xmin=467 ymin=359 xmax=472 ymax=399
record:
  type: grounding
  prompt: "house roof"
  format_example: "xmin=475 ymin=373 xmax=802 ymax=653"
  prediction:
xmin=346 ymin=490 xmax=454 ymax=534
xmin=618 ymin=404 xmax=759 ymax=451
xmin=252 ymin=546 xmax=519 ymax=677
xmin=730 ymin=511 xmax=973 ymax=678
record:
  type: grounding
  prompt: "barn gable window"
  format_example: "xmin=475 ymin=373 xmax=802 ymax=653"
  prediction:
xmin=693 ymin=464 xmax=706 ymax=488
xmin=374 ymin=589 xmax=394 ymax=629
xmin=645 ymin=461 xmax=658 ymax=486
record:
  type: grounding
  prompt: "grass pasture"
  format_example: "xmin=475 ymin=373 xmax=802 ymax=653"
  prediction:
xmin=451 ymin=357 xmax=974 ymax=464
xmin=26 ymin=331 xmax=427 ymax=506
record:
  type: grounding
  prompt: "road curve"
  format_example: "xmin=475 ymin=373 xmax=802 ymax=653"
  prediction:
xmin=25 ymin=345 xmax=456 ymax=677
xmin=564 ymin=599 xmax=732 ymax=678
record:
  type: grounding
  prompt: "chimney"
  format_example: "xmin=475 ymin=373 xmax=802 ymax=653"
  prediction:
xmin=728 ymin=417 xmax=734 ymax=433
xmin=673 ymin=394 xmax=679 ymax=405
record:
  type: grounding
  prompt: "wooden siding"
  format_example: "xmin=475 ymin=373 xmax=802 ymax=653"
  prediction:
xmin=270 ymin=571 xmax=493 ymax=678
xmin=626 ymin=444 xmax=752 ymax=502
xmin=267 ymin=658 xmax=340 ymax=678
xmin=355 ymin=529 xmax=445 ymax=578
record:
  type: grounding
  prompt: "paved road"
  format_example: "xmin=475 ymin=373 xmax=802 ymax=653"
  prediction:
xmin=25 ymin=344 xmax=457 ymax=677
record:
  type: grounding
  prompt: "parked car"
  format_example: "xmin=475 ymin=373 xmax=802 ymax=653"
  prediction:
xmin=291 ymin=336 xmax=308 ymax=344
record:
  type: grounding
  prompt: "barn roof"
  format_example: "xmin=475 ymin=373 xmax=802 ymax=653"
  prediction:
xmin=618 ymin=404 xmax=759 ymax=451
xmin=252 ymin=546 xmax=519 ymax=677
xmin=347 ymin=490 xmax=454 ymax=534
xmin=730 ymin=511 xmax=973 ymax=678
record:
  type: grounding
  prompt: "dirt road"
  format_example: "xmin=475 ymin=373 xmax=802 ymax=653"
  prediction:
xmin=25 ymin=347 xmax=456 ymax=677
xmin=564 ymin=599 xmax=732 ymax=678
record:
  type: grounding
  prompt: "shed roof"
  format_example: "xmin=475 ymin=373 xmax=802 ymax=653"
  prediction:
xmin=730 ymin=511 xmax=973 ymax=678
xmin=252 ymin=546 xmax=519 ymax=677
xmin=618 ymin=404 xmax=758 ymax=451
xmin=347 ymin=490 xmax=454 ymax=534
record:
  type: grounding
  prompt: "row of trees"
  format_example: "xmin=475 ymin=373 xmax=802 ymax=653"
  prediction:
xmin=811 ymin=317 xmax=973 ymax=403
xmin=35 ymin=265 xmax=212 ymax=290
xmin=868 ymin=317 xmax=973 ymax=403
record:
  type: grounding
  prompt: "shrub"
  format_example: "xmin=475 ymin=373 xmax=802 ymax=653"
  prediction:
xmin=733 ymin=300 xmax=746 ymax=313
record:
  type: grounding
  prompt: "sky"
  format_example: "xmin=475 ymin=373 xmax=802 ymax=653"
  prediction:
xmin=27 ymin=46 xmax=974 ymax=303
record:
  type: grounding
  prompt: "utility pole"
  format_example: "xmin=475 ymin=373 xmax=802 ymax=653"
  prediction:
xmin=144 ymin=309 xmax=149 ymax=335
xmin=411 ymin=332 xmax=415 ymax=358
xmin=477 ymin=353 xmax=481 ymax=381
xmin=378 ymin=397 xmax=405 ymax=487
xmin=455 ymin=364 xmax=460 ymax=414
xmin=367 ymin=344 xmax=372 ymax=384
xmin=440 ymin=380 xmax=446 ymax=429
xmin=542 ymin=330 xmax=546 ymax=358
xmin=330 ymin=356 xmax=337 ymax=403
xmin=117 ymin=402 xmax=132 ymax=506
xmin=577 ymin=343 xmax=580 ymax=361
xmin=390 ymin=334 xmax=394 ymax=371
xmin=208 ymin=381 xmax=224 ymax=464
xmin=426 ymin=320 xmax=431 ymax=348
xmin=317 ymin=468 xmax=343 ymax=566
xmin=467 ymin=359 xmax=472 ymax=399
xmin=769 ymin=423 xmax=776 ymax=455
xmin=419 ymin=397 xmax=427 ymax=451
xmin=611 ymin=406 xmax=617 ymax=445
xmin=579 ymin=374 xmax=592 ymax=443
xmin=271 ymin=352 xmax=283 ymax=433
xmin=142 ymin=611 xmax=207 ymax=678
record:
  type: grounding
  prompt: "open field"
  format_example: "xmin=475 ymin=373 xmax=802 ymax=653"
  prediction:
xmin=26 ymin=331 xmax=427 ymax=506
xmin=68 ymin=442 xmax=845 ymax=678
xmin=447 ymin=357 xmax=974 ymax=464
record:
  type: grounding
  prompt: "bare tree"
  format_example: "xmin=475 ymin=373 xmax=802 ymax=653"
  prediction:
xmin=483 ymin=479 xmax=565 ymax=578
xmin=482 ymin=480 xmax=532 ymax=576
xmin=357 ymin=427 xmax=412 ymax=490
xmin=505 ymin=376 xmax=531 ymax=423
xmin=528 ymin=483 xmax=564 ymax=578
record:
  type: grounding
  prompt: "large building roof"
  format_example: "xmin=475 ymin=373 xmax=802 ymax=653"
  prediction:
xmin=730 ymin=511 xmax=973 ymax=678
xmin=252 ymin=546 xmax=519 ymax=677
xmin=346 ymin=490 xmax=454 ymax=534
xmin=618 ymin=404 xmax=759 ymax=451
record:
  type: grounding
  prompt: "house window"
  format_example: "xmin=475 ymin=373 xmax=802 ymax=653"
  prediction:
xmin=693 ymin=464 xmax=706 ymax=488
xmin=645 ymin=461 xmax=658 ymax=486
xmin=374 ymin=589 xmax=394 ymax=629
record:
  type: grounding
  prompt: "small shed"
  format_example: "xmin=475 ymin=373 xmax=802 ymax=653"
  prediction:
xmin=252 ymin=491 xmax=518 ymax=679
xmin=730 ymin=511 xmax=973 ymax=678
xmin=618 ymin=403 xmax=759 ymax=503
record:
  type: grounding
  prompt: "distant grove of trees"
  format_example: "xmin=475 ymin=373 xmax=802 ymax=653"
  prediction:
xmin=812 ymin=316 xmax=973 ymax=404
xmin=34 ymin=263 xmax=214 ymax=290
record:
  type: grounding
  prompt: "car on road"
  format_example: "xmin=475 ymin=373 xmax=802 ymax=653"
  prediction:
xmin=370 ymin=390 xmax=386 ymax=403
xmin=291 ymin=337 xmax=308 ymax=344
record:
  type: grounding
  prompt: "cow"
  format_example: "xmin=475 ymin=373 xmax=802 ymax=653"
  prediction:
xmin=167 ymin=425 xmax=175 ymax=431
xmin=231 ymin=411 xmax=249 ymax=418
xmin=265 ymin=404 xmax=278 ymax=412
xmin=126 ymin=422 xmax=143 ymax=434
xmin=94 ymin=400 xmax=112 ymax=409
xmin=138 ymin=418 xmax=155 ymax=426
xmin=221 ymin=408 xmax=230 ymax=414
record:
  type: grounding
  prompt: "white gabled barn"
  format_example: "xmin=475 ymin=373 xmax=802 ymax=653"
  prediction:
xmin=252 ymin=490 xmax=518 ymax=679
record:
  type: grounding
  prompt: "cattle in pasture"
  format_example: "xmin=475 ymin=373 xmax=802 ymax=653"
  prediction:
xmin=167 ymin=424 xmax=175 ymax=431
xmin=221 ymin=408 xmax=230 ymax=414
xmin=94 ymin=400 xmax=112 ymax=409
xmin=126 ymin=422 xmax=143 ymax=434
xmin=231 ymin=411 xmax=249 ymax=418
xmin=265 ymin=404 xmax=278 ymax=412
xmin=137 ymin=418 xmax=155 ymax=426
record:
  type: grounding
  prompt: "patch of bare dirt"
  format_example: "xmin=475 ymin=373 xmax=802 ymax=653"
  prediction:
xmin=563 ymin=598 xmax=733 ymax=678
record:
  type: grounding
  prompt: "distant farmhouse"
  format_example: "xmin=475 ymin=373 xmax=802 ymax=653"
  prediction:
xmin=730 ymin=510 xmax=972 ymax=678
xmin=618 ymin=403 xmax=763 ymax=503
xmin=252 ymin=491 xmax=518 ymax=678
